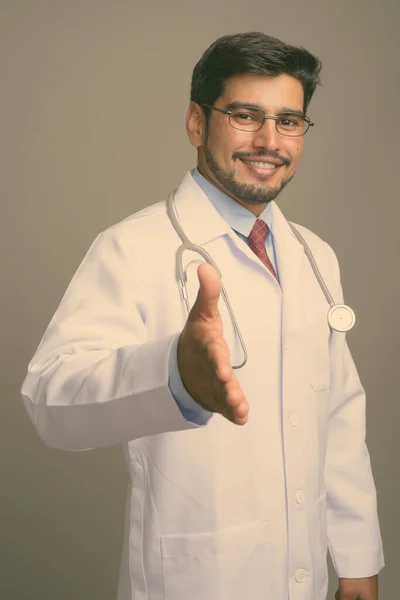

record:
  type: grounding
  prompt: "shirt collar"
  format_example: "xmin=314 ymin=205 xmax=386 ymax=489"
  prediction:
xmin=191 ymin=167 xmax=274 ymax=238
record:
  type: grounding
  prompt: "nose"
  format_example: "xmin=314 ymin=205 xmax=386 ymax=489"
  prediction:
xmin=252 ymin=117 xmax=281 ymax=151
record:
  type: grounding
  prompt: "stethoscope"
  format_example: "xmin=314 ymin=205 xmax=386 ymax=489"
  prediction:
xmin=166 ymin=191 xmax=356 ymax=369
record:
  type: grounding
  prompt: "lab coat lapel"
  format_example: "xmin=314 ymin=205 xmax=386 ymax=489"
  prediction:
xmin=271 ymin=201 xmax=309 ymax=411
xmin=172 ymin=171 xmax=232 ymax=245
xmin=271 ymin=201 xmax=306 ymax=336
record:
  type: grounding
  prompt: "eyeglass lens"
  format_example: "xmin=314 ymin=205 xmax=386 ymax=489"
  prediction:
xmin=229 ymin=108 xmax=308 ymax=136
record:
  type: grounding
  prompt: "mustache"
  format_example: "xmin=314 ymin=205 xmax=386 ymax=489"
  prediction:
xmin=234 ymin=151 xmax=291 ymax=167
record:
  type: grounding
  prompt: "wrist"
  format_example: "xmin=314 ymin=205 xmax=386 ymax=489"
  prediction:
xmin=338 ymin=574 xmax=378 ymax=600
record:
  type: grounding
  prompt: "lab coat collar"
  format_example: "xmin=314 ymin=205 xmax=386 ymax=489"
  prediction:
xmin=172 ymin=170 xmax=306 ymax=334
xmin=172 ymin=170 xmax=233 ymax=245
xmin=173 ymin=170 xmax=304 ymax=262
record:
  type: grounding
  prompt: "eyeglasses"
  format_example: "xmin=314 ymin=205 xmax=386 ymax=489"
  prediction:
xmin=200 ymin=103 xmax=314 ymax=137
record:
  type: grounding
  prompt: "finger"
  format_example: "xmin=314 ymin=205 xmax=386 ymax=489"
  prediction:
xmin=220 ymin=395 xmax=249 ymax=425
xmin=233 ymin=413 xmax=249 ymax=426
xmin=204 ymin=338 xmax=233 ymax=382
xmin=223 ymin=378 xmax=245 ymax=406
xmin=223 ymin=380 xmax=249 ymax=422
xmin=226 ymin=401 xmax=249 ymax=425
xmin=231 ymin=400 xmax=250 ymax=426
xmin=214 ymin=360 xmax=233 ymax=383
xmin=191 ymin=263 xmax=222 ymax=320
xmin=232 ymin=399 xmax=249 ymax=418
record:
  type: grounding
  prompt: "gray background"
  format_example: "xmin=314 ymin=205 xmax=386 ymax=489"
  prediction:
xmin=1 ymin=1 xmax=398 ymax=598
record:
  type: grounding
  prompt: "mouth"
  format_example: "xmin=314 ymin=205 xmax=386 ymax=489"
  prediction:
xmin=239 ymin=158 xmax=284 ymax=177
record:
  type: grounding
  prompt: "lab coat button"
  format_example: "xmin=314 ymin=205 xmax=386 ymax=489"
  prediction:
xmin=295 ymin=569 xmax=308 ymax=583
xmin=289 ymin=411 xmax=300 ymax=426
xmin=295 ymin=490 xmax=306 ymax=504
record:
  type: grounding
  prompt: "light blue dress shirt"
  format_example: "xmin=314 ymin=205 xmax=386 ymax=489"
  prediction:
xmin=168 ymin=167 xmax=279 ymax=424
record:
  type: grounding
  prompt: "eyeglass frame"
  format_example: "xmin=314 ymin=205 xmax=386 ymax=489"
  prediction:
xmin=199 ymin=102 xmax=314 ymax=137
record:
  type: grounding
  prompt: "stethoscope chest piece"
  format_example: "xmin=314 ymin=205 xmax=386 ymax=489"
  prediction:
xmin=327 ymin=304 xmax=356 ymax=332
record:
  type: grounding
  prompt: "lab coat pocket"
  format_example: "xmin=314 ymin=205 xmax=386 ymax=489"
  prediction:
xmin=314 ymin=492 xmax=328 ymax=600
xmin=161 ymin=519 xmax=270 ymax=600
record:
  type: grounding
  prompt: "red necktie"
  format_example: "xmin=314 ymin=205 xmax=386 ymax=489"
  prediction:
xmin=248 ymin=219 xmax=277 ymax=280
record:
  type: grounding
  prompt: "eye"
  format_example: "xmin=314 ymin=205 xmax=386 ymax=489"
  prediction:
xmin=278 ymin=116 xmax=301 ymax=127
xmin=235 ymin=111 xmax=258 ymax=121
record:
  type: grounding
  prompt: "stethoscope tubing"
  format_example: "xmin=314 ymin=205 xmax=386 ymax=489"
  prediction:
xmin=166 ymin=190 xmax=355 ymax=369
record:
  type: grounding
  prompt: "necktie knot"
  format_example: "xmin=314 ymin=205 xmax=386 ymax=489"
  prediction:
xmin=249 ymin=219 xmax=268 ymax=247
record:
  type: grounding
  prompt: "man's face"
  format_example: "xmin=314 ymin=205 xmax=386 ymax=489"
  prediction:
xmin=186 ymin=74 xmax=306 ymax=216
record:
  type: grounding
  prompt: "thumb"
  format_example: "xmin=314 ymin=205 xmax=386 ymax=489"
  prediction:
xmin=190 ymin=262 xmax=222 ymax=320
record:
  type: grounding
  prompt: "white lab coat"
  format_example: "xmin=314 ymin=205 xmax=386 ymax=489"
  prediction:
xmin=22 ymin=171 xmax=384 ymax=600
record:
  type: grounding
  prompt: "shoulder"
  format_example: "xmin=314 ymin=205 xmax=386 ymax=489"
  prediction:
xmin=290 ymin=221 xmax=338 ymax=260
xmin=72 ymin=199 xmax=173 ymax=274
xmin=94 ymin=198 xmax=174 ymax=252
xmin=106 ymin=199 xmax=168 ymax=236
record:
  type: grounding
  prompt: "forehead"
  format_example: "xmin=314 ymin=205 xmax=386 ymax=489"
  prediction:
xmin=220 ymin=73 xmax=304 ymax=111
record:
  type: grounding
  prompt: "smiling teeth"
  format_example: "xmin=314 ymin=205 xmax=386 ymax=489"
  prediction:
xmin=242 ymin=160 xmax=277 ymax=169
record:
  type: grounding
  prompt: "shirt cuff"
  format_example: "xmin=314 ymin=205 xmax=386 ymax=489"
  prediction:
xmin=168 ymin=333 xmax=213 ymax=425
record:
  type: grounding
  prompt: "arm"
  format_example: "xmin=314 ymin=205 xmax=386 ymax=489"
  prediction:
xmin=325 ymin=247 xmax=384 ymax=593
xmin=21 ymin=229 xmax=205 ymax=451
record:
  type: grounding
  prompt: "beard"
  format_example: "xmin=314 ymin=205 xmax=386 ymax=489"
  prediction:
xmin=203 ymin=144 xmax=294 ymax=205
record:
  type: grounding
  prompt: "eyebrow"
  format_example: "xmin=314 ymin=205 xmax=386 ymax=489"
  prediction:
xmin=224 ymin=101 xmax=305 ymax=117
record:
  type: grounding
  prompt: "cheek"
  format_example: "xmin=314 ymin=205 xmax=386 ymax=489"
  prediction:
xmin=290 ymin=143 xmax=304 ymax=164
xmin=215 ymin=135 xmax=236 ymax=161
xmin=208 ymin=130 xmax=247 ymax=167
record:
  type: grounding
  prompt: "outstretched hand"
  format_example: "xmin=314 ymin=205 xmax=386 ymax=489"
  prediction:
xmin=177 ymin=263 xmax=249 ymax=425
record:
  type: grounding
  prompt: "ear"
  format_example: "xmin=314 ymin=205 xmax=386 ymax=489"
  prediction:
xmin=186 ymin=101 xmax=206 ymax=148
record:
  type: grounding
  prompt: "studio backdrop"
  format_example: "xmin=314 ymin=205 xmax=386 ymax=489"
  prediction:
xmin=1 ymin=1 xmax=398 ymax=598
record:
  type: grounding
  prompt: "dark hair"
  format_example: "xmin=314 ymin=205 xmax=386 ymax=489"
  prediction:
xmin=190 ymin=32 xmax=322 ymax=120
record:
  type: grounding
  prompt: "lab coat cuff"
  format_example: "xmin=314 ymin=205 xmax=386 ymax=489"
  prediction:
xmin=168 ymin=333 xmax=213 ymax=425
xmin=330 ymin=545 xmax=385 ymax=578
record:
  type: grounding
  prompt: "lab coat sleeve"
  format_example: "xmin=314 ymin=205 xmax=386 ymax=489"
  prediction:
xmin=168 ymin=333 xmax=213 ymax=425
xmin=21 ymin=229 xmax=208 ymax=451
xmin=325 ymin=246 xmax=385 ymax=577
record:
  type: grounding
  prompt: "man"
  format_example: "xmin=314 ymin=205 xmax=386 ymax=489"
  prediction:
xmin=22 ymin=32 xmax=384 ymax=600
